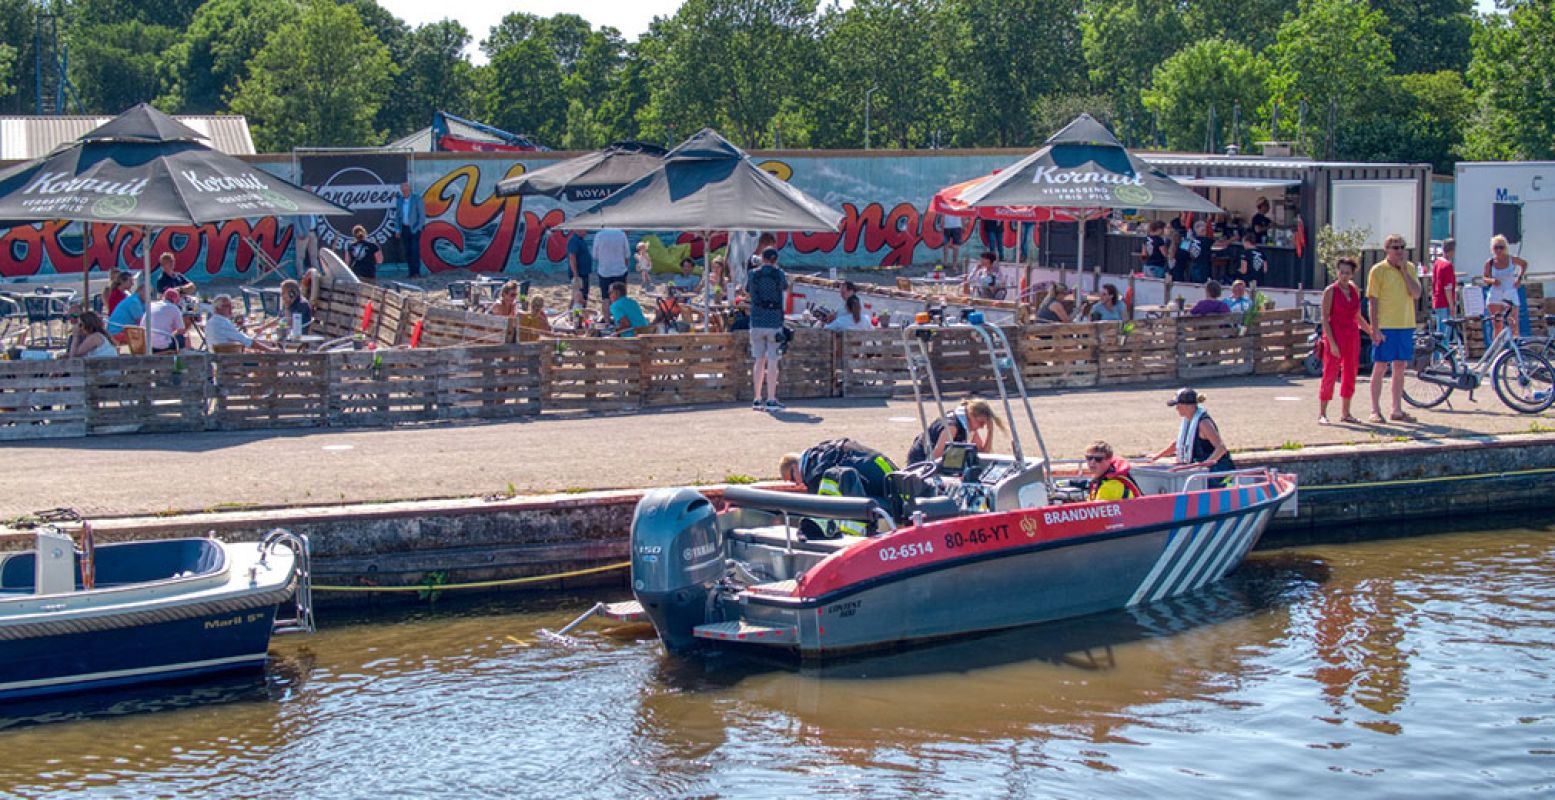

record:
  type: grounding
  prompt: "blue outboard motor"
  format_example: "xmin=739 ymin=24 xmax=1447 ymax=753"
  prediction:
xmin=630 ymin=488 xmax=723 ymax=653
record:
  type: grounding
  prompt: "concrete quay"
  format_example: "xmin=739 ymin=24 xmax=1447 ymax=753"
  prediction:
xmin=4 ymin=374 xmax=1552 ymax=606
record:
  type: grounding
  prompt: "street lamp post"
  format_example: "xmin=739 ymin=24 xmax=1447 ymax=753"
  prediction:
xmin=865 ymin=84 xmax=879 ymax=150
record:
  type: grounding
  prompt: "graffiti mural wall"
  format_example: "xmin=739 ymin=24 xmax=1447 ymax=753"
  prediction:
xmin=0 ymin=151 xmax=1025 ymax=281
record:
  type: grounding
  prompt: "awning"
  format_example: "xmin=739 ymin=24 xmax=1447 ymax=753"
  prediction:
xmin=1167 ymin=175 xmax=1302 ymax=190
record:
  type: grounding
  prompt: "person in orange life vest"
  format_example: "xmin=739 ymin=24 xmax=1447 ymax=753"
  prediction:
xmin=1084 ymin=441 xmax=1142 ymax=501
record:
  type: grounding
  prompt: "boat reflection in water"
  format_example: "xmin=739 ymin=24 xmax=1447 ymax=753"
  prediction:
xmin=0 ymin=651 xmax=315 ymax=733
xmin=635 ymin=553 xmax=1330 ymax=764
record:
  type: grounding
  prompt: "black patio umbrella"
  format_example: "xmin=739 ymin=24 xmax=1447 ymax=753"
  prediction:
xmin=493 ymin=140 xmax=667 ymax=204
xmin=948 ymin=114 xmax=1221 ymax=285
xmin=563 ymin=128 xmax=842 ymax=331
xmin=0 ymin=103 xmax=348 ymax=330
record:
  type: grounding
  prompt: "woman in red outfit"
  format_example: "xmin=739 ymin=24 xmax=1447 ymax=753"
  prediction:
xmin=1319 ymin=257 xmax=1371 ymax=424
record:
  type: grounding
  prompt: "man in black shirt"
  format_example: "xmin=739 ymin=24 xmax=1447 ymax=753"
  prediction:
xmin=1237 ymin=232 xmax=1267 ymax=286
xmin=1250 ymin=197 xmax=1273 ymax=243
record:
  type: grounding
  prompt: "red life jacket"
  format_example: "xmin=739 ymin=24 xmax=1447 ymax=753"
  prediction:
xmin=1088 ymin=457 xmax=1143 ymax=501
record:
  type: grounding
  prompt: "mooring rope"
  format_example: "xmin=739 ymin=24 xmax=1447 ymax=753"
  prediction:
xmin=310 ymin=561 xmax=629 ymax=593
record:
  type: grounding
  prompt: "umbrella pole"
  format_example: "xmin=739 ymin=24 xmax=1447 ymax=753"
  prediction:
xmin=1074 ymin=216 xmax=1084 ymax=291
xmin=703 ymin=230 xmax=713 ymax=333
xmin=142 ymin=226 xmax=154 ymax=351
xmin=82 ymin=223 xmax=90 ymax=307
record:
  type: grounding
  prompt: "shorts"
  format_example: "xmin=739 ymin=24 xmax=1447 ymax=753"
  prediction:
xmin=598 ymin=272 xmax=626 ymax=299
xmin=1487 ymin=289 xmax=1519 ymax=309
xmin=750 ymin=327 xmax=782 ymax=361
xmin=943 ymin=227 xmax=963 ymax=245
xmin=1372 ymin=327 xmax=1416 ymax=363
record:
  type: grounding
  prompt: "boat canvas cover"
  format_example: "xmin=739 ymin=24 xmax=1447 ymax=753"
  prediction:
xmin=951 ymin=114 xmax=1222 ymax=215
xmin=0 ymin=104 xmax=347 ymax=226
xmin=562 ymin=128 xmax=843 ymax=233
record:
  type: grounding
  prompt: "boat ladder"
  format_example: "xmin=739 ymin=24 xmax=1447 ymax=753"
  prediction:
xmin=261 ymin=529 xmax=316 ymax=635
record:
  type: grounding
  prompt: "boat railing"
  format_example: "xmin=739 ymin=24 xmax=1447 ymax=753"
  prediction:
xmin=261 ymin=529 xmax=315 ymax=635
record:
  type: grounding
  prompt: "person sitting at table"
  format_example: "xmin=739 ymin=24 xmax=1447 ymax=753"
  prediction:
xmin=670 ymin=257 xmax=702 ymax=293
xmin=1034 ymin=284 xmax=1072 ymax=323
xmin=103 ymin=270 xmax=133 ymax=315
xmin=826 ymin=295 xmax=874 ymax=331
xmin=154 ymin=253 xmax=195 ymax=295
xmin=517 ymin=295 xmax=552 ymax=342
xmin=1226 ymin=280 xmax=1253 ymax=316
xmin=968 ymin=252 xmax=1001 ymax=299
xmin=204 ymin=294 xmax=275 ymax=353
xmin=1236 ymin=232 xmax=1267 ymax=286
xmin=147 ymin=288 xmax=187 ymax=353
xmin=281 ymin=279 xmax=312 ymax=331
xmin=65 ymin=310 xmax=118 ymax=359
xmin=488 ymin=281 xmax=522 ymax=317
xmin=1190 ymin=280 xmax=1232 ymax=316
xmin=106 ymin=285 xmax=145 ymax=343
xmin=607 ymin=281 xmax=649 ymax=337
xmin=1092 ymin=283 xmax=1125 ymax=321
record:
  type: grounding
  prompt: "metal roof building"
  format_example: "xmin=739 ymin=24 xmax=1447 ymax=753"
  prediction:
xmin=0 ymin=114 xmax=256 ymax=160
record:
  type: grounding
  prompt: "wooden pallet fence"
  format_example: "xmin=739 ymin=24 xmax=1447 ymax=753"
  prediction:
xmin=376 ymin=290 xmax=408 ymax=347
xmin=542 ymin=338 xmax=643 ymax=413
xmin=642 ymin=333 xmax=741 ymax=407
xmin=840 ymin=328 xmax=910 ymax=397
xmin=418 ymin=306 xmax=512 ymax=349
xmin=1176 ymin=315 xmax=1255 ymax=381
xmin=210 ymin=352 xmax=329 ymax=430
xmin=1096 ymin=319 xmax=1178 ymax=385
xmin=326 ymin=348 xmax=442 ymax=426
xmin=0 ymin=359 xmax=87 ymax=441
xmin=734 ymin=328 xmax=839 ymax=401
xmin=1252 ymin=309 xmax=1308 ymax=375
xmin=1017 ymin=323 xmax=1099 ymax=390
xmin=314 ymin=283 xmax=368 ymax=338
xmin=83 ymin=355 xmax=208 ymax=435
xmin=436 ymin=344 xmax=544 ymax=420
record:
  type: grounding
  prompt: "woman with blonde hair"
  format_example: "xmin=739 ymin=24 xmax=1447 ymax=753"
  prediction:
xmin=1034 ymin=284 xmax=1071 ymax=323
xmin=1483 ymin=233 xmax=1528 ymax=340
xmin=906 ymin=397 xmax=1006 ymax=465
xmin=489 ymin=281 xmax=521 ymax=317
xmin=517 ymin=295 xmax=551 ymax=342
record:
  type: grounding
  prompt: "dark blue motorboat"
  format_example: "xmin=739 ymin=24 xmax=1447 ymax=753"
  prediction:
xmin=0 ymin=513 xmax=313 ymax=701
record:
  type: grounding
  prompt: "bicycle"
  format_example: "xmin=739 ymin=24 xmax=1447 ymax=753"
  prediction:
xmin=1402 ymin=306 xmax=1555 ymax=414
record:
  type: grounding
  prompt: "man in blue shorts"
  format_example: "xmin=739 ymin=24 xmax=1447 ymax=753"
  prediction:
xmin=1366 ymin=233 xmax=1423 ymax=423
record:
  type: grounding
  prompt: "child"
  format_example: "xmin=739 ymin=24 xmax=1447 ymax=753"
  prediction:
xmin=635 ymin=241 xmax=654 ymax=286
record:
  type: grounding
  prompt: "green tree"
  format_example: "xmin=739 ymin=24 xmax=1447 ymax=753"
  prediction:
xmin=1463 ymin=1 xmax=1555 ymax=160
xmin=644 ymin=0 xmax=819 ymax=148
xmin=378 ymin=20 xmax=480 ymax=139
xmin=1346 ymin=71 xmax=1470 ymax=170
xmin=0 ymin=43 xmax=15 ymax=100
xmin=944 ymin=0 xmax=1088 ymax=147
xmin=0 ymin=0 xmax=38 ymax=112
xmin=230 ymin=0 xmax=396 ymax=150
xmin=67 ymin=21 xmax=179 ymax=113
xmin=1266 ymin=0 xmax=1392 ymax=158
xmin=1142 ymin=39 xmax=1270 ymax=152
xmin=1081 ymin=0 xmax=1187 ymax=142
xmin=157 ymin=0 xmax=296 ymax=114
xmin=815 ymin=0 xmax=949 ymax=149
xmin=1373 ymin=0 xmax=1474 ymax=75
xmin=483 ymin=36 xmax=568 ymax=145
xmin=1183 ymin=0 xmax=1296 ymax=52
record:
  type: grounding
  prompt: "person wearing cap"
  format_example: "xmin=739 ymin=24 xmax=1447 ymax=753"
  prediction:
xmin=146 ymin=288 xmax=188 ymax=353
xmin=746 ymin=246 xmax=788 ymax=412
xmin=1153 ymin=388 xmax=1235 ymax=475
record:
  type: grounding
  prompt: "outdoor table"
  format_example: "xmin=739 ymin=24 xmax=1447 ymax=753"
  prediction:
xmin=909 ymin=276 xmax=964 ymax=295
xmin=260 ymin=333 xmax=327 ymax=352
xmin=1135 ymin=304 xmax=1181 ymax=320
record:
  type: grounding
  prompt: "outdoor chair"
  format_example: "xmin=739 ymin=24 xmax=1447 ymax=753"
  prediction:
xmin=896 ymin=277 xmax=913 ymax=291
xmin=240 ymin=287 xmax=265 ymax=320
xmin=21 ymin=291 xmax=69 ymax=348
xmin=259 ymin=288 xmax=282 ymax=318
xmin=447 ymin=281 xmax=472 ymax=305
xmin=121 ymin=326 xmax=148 ymax=356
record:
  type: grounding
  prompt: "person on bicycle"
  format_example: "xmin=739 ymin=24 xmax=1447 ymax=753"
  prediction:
xmin=1319 ymin=257 xmax=1370 ymax=425
xmin=1484 ymin=234 xmax=1528 ymax=342
xmin=1367 ymin=233 xmax=1423 ymax=423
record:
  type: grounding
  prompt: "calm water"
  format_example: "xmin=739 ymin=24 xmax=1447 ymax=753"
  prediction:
xmin=1 ymin=524 xmax=1553 ymax=799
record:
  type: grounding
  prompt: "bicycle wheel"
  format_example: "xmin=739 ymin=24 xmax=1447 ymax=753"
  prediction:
xmin=1403 ymin=344 xmax=1456 ymax=409
xmin=1492 ymin=347 xmax=1555 ymax=414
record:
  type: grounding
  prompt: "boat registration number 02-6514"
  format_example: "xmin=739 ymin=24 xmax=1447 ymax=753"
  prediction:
xmin=878 ymin=541 xmax=935 ymax=562
xmin=943 ymin=524 xmax=1011 ymax=549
